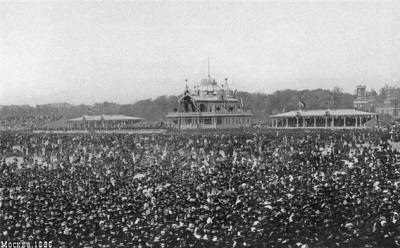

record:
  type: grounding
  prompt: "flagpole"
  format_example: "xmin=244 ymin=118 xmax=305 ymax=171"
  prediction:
xmin=328 ymin=93 xmax=332 ymax=110
xmin=298 ymin=95 xmax=301 ymax=110
xmin=208 ymin=57 xmax=210 ymax=78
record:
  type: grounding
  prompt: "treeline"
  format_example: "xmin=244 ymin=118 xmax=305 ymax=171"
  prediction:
xmin=0 ymin=88 xmax=357 ymax=121
xmin=238 ymin=88 xmax=354 ymax=121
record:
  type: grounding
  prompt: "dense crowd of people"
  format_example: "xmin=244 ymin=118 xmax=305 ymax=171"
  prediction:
xmin=1 ymin=129 xmax=400 ymax=247
xmin=0 ymin=115 xmax=171 ymax=132
xmin=0 ymin=115 xmax=63 ymax=131
xmin=82 ymin=121 xmax=170 ymax=131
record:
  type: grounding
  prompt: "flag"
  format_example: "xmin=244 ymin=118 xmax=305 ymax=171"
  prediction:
xmin=233 ymin=89 xmax=237 ymax=96
xmin=298 ymin=100 xmax=306 ymax=109
xmin=87 ymin=106 xmax=95 ymax=113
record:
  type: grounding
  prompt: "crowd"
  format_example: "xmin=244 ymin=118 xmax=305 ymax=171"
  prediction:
xmin=83 ymin=121 xmax=170 ymax=131
xmin=0 ymin=115 xmax=63 ymax=131
xmin=0 ymin=116 xmax=170 ymax=132
xmin=1 ymin=129 xmax=400 ymax=247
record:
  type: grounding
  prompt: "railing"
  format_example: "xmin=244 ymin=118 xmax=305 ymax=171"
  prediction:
xmin=166 ymin=110 xmax=252 ymax=117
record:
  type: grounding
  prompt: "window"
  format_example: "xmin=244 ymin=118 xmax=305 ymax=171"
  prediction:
xmin=200 ymin=104 xmax=206 ymax=112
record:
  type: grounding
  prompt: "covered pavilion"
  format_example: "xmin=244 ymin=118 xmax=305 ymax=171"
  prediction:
xmin=270 ymin=109 xmax=377 ymax=129
xmin=66 ymin=115 xmax=143 ymax=129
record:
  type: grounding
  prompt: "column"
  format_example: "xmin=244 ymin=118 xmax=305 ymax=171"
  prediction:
xmin=331 ymin=117 xmax=334 ymax=127
xmin=343 ymin=117 xmax=346 ymax=127
xmin=286 ymin=118 xmax=288 ymax=128
xmin=325 ymin=117 xmax=328 ymax=127
xmin=296 ymin=117 xmax=299 ymax=128
xmin=355 ymin=116 xmax=358 ymax=127
xmin=303 ymin=117 xmax=306 ymax=127
xmin=314 ymin=117 xmax=316 ymax=127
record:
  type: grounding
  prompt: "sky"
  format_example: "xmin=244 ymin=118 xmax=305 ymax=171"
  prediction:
xmin=0 ymin=0 xmax=399 ymax=105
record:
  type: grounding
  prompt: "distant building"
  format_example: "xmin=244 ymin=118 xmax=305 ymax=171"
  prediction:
xmin=353 ymin=85 xmax=376 ymax=112
xmin=375 ymin=87 xmax=400 ymax=120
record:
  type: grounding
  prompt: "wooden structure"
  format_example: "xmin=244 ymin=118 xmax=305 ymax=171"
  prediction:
xmin=166 ymin=76 xmax=252 ymax=129
xmin=270 ymin=109 xmax=377 ymax=129
xmin=66 ymin=115 xmax=143 ymax=129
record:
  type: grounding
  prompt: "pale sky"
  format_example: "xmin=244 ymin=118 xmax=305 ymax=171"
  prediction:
xmin=1 ymin=0 xmax=399 ymax=105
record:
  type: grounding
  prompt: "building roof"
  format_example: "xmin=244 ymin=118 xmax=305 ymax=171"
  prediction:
xmin=178 ymin=94 xmax=238 ymax=102
xmin=179 ymin=74 xmax=239 ymax=102
xmin=191 ymin=95 xmax=238 ymax=102
xmin=67 ymin=115 xmax=143 ymax=122
xmin=166 ymin=111 xmax=252 ymax=118
xmin=270 ymin=109 xmax=376 ymax=118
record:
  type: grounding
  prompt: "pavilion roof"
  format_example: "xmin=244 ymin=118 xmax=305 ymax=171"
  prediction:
xmin=67 ymin=115 xmax=143 ymax=122
xmin=178 ymin=94 xmax=238 ymax=102
xmin=270 ymin=109 xmax=376 ymax=118
xmin=192 ymin=95 xmax=238 ymax=102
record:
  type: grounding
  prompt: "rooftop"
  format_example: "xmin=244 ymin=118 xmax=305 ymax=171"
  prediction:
xmin=166 ymin=111 xmax=252 ymax=117
xmin=270 ymin=109 xmax=376 ymax=118
xmin=67 ymin=115 xmax=143 ymax=122
xmin=190 ymin=95 xmax=238 ymax=102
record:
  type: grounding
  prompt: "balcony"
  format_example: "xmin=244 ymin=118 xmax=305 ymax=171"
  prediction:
xmin=166 ymin=110 xmax=252 ymax=118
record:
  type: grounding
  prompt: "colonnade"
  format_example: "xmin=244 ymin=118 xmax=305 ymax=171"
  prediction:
xmin=176 ymin=115 xmax=252 ymax=129
xmin=67 ymin=120 xmax=142 ymax=130
xmin=271 ymin=115 xmax=376 ymax=128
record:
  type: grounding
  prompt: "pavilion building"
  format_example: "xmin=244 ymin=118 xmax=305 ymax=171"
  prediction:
xmin=66 ymin=115 xmax=143 ymax=129
xmin=270 ymin=109 xmax=377 ymax=129
xmin=166 ymin=76 xmax=252 ymax=129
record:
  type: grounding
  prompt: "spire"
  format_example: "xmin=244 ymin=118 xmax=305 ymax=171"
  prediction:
xmin=208 ymin=57 xmax=210 ymax=78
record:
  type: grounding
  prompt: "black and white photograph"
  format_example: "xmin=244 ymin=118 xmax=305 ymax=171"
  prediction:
xmin=1 ymin=0 xmax=400 ymax=247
